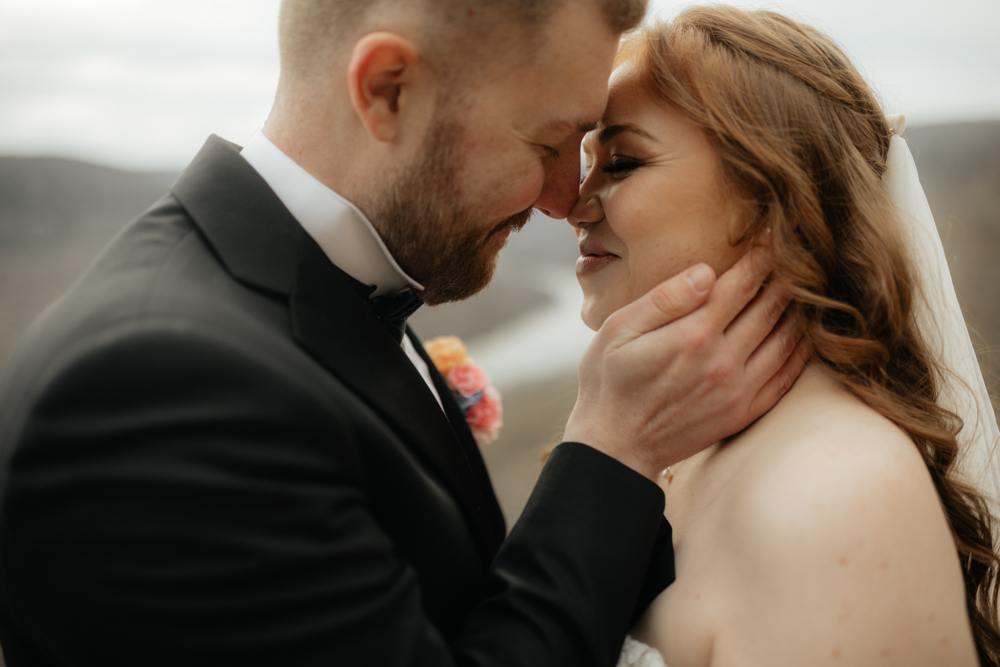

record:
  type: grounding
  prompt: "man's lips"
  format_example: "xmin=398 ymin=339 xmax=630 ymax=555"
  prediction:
xmin=576 ymin=240 xmax=620 ymax=278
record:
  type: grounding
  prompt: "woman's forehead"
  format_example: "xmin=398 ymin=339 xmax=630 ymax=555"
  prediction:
xmin=582 ymin=67 xmax=651 ymax=151
xmin=604 ymin=63 xmax=651 ymax=120
xmin=609 ymin=60 xmax=640 ymax=86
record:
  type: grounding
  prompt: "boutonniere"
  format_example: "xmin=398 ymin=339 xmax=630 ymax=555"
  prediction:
xmin=424 ymin=336 xmax=502 ymax=446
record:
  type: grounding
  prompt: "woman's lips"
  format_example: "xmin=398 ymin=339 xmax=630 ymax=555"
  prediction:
xmin=576 ymin=240 xmax=620 ymax=278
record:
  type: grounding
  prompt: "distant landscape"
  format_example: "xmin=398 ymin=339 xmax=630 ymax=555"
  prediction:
xmin=1 ymin=120 xmax=999 ymax=527
xmin=904 ymin=122 xmax=1000 ymax=378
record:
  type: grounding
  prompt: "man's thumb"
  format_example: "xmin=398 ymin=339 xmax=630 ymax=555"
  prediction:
xmin=610 ymin=263 xmax=715 ymax=337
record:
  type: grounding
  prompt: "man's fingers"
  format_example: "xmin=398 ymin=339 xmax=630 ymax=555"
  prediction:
xmin=703 ymin=245 xmax=773 ymax=331
xmin=609 ymin=263 xmax=715 ymax=337
xmin=746 ymin=336 xmax=813 ymax=424
xmin=743 ymin=305 xmax=807 ymax=391
xmin=725 ymin=280 xmax=793 ymax=360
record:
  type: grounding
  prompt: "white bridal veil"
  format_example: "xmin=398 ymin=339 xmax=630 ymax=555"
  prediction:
xmin=884 ymin=114 xmax=1000 ymax=515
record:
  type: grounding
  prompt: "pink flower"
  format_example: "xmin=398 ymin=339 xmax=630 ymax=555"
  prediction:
xmin=446 ymin=363 xmax=491 ymax=398
xmin=466 ymin=386 xmax=503 ymax=446
xmin=424 ymin=334 xmax=503 ymax=446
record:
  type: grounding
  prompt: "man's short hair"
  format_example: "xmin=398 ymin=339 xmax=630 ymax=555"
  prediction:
xmin=278 ymin=0 xmax=648 ymax=83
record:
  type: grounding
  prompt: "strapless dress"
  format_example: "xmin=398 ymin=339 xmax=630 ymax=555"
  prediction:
xmin=617 ymin=635 xmax=668 ymax=667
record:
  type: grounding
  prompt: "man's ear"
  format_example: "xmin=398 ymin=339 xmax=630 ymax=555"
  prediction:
xmin=347 ymin=32 xmax=420 ymax=143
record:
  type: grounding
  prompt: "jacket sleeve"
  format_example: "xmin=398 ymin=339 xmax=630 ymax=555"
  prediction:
xmin=0 ymin=323 xmax=669 ymax=667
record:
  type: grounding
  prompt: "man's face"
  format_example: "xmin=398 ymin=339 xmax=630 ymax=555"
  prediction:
xmin=371 ymin=2 xmax=620 ymax=305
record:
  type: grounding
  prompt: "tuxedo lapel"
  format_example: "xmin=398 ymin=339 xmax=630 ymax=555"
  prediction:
xmin=408 ymin=328 xmax=506 ymax=544
xmin=172 ymin=135 xmax=503 ymax=562
xmin=291 ymin=240 xmax=502 ymax=559
xmin=171 ymin=135 xmax=304 ymax=296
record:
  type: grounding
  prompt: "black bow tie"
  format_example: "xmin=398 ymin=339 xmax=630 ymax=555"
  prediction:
xmin=370 ymin=289 xmax=424 ymax=343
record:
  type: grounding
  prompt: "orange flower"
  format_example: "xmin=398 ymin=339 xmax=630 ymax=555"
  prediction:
xmin=424 ymin=335 xmax=502 ymax=446
xmin=424 ymin=336 xmax=469 ymax=376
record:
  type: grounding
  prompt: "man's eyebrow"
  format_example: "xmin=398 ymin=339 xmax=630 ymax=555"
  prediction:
xmin=597 ymin=123 xmax=655 ymax=144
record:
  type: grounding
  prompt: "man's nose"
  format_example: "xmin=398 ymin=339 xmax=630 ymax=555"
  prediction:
xmin=533 ymin=146 xmax=582 ymax=220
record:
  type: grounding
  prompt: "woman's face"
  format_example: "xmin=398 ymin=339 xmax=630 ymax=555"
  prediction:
xmin=569 ymin=64 xmax=747 ymax=331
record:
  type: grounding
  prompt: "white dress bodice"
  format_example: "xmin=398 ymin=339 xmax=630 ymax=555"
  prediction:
xmin=617 ymin=636 xmax=668 ymax=667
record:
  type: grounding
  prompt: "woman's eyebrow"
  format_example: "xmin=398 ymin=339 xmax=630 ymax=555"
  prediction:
xmin=597 ymin=123 xmax=655 ymax=144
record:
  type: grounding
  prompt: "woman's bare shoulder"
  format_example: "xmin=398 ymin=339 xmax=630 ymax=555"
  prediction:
xmin=707 ymin=367 xmax=977 ymax=665
xmin=731 ymin=367 xmax=932 ymax=533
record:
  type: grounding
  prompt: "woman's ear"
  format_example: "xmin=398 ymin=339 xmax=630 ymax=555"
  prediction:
xmin=347 ymin=32 xmax=421 ymax=142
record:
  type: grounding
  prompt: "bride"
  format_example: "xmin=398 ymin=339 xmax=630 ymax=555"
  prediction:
xmin=568 ymin=7 xmax=1000 ymax=666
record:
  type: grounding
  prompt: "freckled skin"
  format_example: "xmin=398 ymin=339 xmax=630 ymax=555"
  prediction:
xmin=578 ymin=64 xmax=980 ymax=667
xmin=568 ymin=65 xmax=747 ymax=331
xmin=628 ymin=364 xmax=979 ymax=665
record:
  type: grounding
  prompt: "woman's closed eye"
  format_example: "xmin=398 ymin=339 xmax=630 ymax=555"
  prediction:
xmin=600 ymin=156 xmax=644 ymax=179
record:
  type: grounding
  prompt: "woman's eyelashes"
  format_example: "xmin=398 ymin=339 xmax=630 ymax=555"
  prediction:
xmin=600 ymin=155 xmax=644 ymax=179
xmin=580 ymin=151 xmax=643 ymax=185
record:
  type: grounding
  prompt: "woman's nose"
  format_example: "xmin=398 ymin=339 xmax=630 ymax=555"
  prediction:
xmin=567 ymin=176 xmax=603 ymax=230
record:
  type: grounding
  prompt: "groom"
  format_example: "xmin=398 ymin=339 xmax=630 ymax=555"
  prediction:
xmin=0 ymin=1 xmax=807 ymax=665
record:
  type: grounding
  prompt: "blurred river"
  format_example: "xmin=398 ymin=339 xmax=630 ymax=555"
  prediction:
xmin=464 ymin=266 xmax=592 ymax=392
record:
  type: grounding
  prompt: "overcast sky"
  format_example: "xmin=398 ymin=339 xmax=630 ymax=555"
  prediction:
xmin=1 ymin=0 xmax=998 ymax=171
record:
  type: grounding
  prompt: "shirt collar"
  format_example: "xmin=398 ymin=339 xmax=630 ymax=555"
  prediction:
xmin=240 ymin=129 xmax=422 ymax=298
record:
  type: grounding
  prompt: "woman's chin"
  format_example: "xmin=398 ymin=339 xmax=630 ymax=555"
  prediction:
xmin=580 ymin=299 xmax=609 ymax=332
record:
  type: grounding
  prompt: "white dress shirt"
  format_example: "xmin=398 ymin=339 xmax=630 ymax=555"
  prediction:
xmin=240 ymin=129 xmax=444 ymax=410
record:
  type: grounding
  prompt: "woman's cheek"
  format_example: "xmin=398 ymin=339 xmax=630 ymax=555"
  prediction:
xmin=613 ymin=200 xmax=658 ymax=273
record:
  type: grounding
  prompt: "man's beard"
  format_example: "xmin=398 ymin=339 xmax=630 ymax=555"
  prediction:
xmin=366 ymin=113 xmax=532 ymax=306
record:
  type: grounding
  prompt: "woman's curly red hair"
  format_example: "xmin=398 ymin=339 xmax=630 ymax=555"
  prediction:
xmin=619 ymin=7 xmax=1000 ymax=663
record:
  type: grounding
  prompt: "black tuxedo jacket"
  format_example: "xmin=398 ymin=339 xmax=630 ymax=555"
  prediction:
xmin=0 ymin=136 xmax=673 ymax=666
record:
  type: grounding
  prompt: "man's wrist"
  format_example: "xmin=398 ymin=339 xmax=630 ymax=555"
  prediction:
xmin=541 ymin=442 xmax=665 ymax=508
xmin=552 ymin=440 xmax=661 ymax=483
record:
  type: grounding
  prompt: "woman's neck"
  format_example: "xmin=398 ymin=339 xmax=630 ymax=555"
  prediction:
xmin=659 ymin=359 xmax=837 ymax=527
xmin=670 ymin=359 xmax=827 ymax=468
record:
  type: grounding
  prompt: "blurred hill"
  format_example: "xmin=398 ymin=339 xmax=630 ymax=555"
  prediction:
xmin=0 ymin=157 xmax=177 ymax=371
xmin=0 ymin=120 xmax=998 ymax=528
xmin=0 ymin=155 xmax=572 ymax=370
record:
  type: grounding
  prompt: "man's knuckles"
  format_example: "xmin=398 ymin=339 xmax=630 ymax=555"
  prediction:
xmin=745 ymin=245 xmax=774 ymax=281
xmin=671 ymin=317 xmax=714 ymax=356
xmin=778 ymin=322 xmax=801 ymax=358
xmin=706 ymin=352 xmax=738 ymax=390
xmin=763 ymin=287 xmax=791 ymax=325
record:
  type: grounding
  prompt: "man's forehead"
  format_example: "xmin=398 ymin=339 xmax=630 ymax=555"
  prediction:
xmin=505 ymin=3 xmax=618 ymax=134
xmin=539 ymin=119 xmax=600 ymax=135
